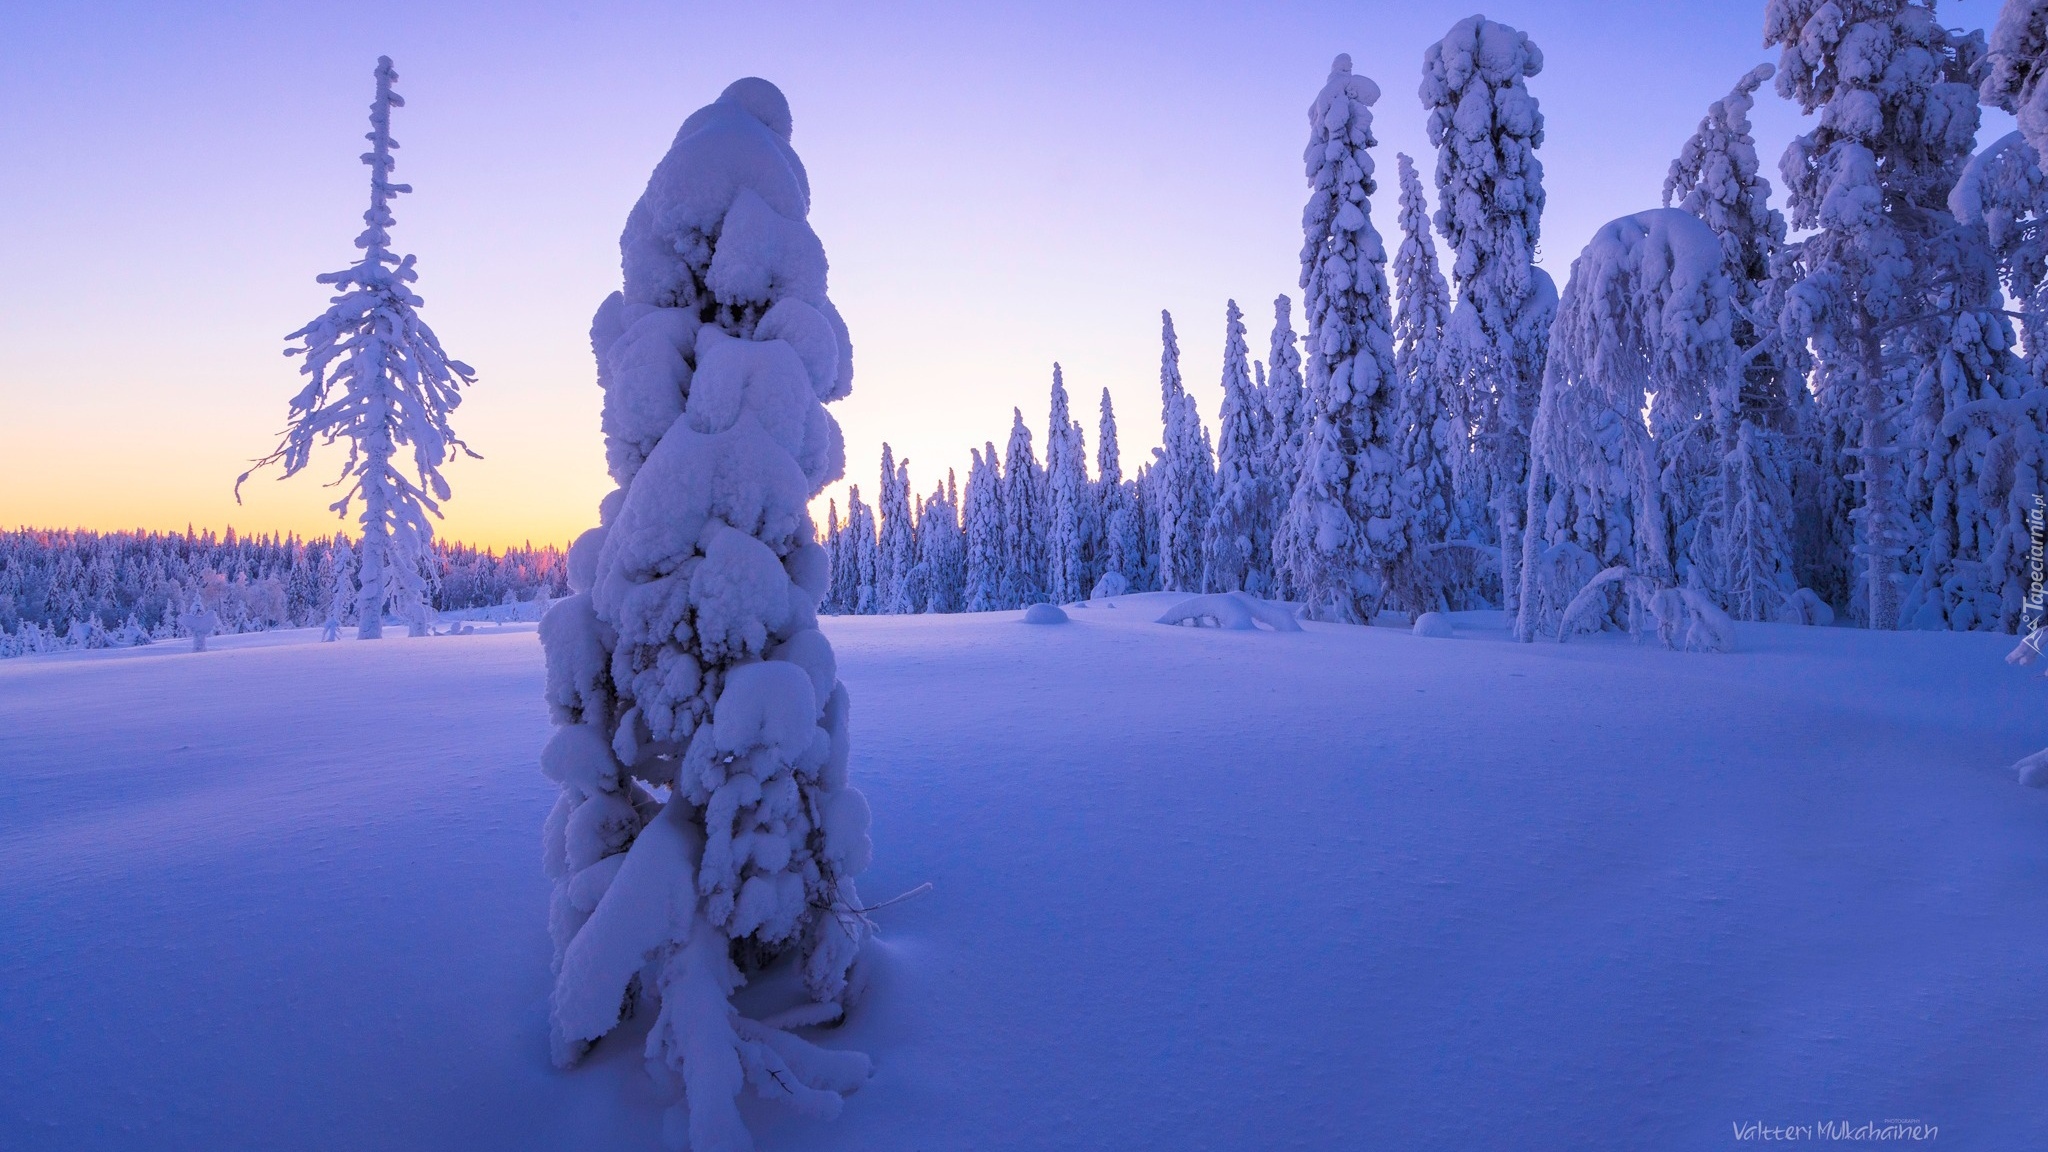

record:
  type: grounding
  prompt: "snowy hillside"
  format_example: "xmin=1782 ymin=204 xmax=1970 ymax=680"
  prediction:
xmin=3 ymin=605 xmax=2044 ymax=1149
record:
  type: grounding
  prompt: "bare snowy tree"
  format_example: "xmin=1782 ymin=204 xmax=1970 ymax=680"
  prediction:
xmin=239 ymin=57 xmax=478 ymax=640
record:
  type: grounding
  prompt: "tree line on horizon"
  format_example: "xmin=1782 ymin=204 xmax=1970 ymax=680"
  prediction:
xmin=0 ymin=527 xmax=568 ymax=657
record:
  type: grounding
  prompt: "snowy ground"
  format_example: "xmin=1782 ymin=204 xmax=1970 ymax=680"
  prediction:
xmin=3 ymin=598 xmax=2045 ymax=1150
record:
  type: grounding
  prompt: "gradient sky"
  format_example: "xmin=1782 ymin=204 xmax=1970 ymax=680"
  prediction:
xmin=0 ymin=1 xmax=2017 ymax=549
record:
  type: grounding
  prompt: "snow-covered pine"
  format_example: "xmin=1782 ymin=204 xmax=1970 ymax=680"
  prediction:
xmin=1664 ymin=64 xmax=1803 ymax=621
xmin=913 ymin=472 xmax=965 ymax=613
xmin=1912 ymin=130 xmax=2048 ymax=631
xmin=1095 ymin=389 xmax=1144 ymax=593
xmin=1276 ymin=55 xmax=1403 ymax=623
xmin=847 ymin=485 xmax=879 ymax=615
xmin=239 ymin=57 xmax=477 ymax=641
xmin=540 ymin=78 xmax=872 ymax=1150
xmin=1768 ymin=0 xmax=2008 ymax=629
xmin=1001 ymin=408 xmax=1047 ymax=606
xmin=1421 ymin=17 xmax=1554 ymax=616
xmin=323 ymin=539 xmax=356 ymax=641
xmin=877 ymin=446 xmax=916 ymax=614
xmin=1516 ymin=209 xmax=1738 ymax=643
xmin=1155 ymin=311 xmax=1211 ymax=593
xmin=1987 ymin=1 xmax=2048 ymax=162
xmin=1261 ymin=296 xmax=1307 ymax=598
xmin=822 ymin=499 xmax=847 ymax=614
xmin=962 ymin=444 xmax=1006 ymax=611
xmin=1389 ymin=152 xmax=1458 ymax=612
xmin=1044 ymin=364 xmax=1090 ymax=604
xmin=1952 ymin=132 xmax=2048 ymax=631
xmin=1205 ymin=300 xmax=1275 ymax=595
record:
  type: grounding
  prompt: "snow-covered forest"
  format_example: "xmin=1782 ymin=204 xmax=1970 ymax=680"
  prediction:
xmin=8 ymin=3 xmax=2048 ymax=1152
xmin=0 ymin=528 xmax=567 ymax=656
xmin=818 ymin=6 xmax=2048 ymax=641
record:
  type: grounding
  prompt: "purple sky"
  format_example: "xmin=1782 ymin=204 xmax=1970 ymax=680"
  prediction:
xmin=0 ymin=1 xmax=2016 ymax=548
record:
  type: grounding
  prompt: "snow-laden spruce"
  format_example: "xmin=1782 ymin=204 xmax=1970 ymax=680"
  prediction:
xmin=913 ymin=472 xmax=965 ymax=613
xmin=1001 ymin=409 xmax=1047 ymax=606
xmin=1663 ymin=64 xmax=1803 ymax=622
xmin=962 ymin=444 xmax=1005 ymax=611
xmin=877 ymin=444 xmax=915 ymax=614
xmin=1952 ymin=131 xmax=2048 ymax=632
xmin=1261 ymin=296 xmax=1307 ymax=598
xmin=1768 ymin=0 xmax=2024 ymax=630
xmin=1156 ymin=312 xmax=1211 ymax=593
xmin=239 ymin=57 xmax=477 ymax=640
xmin=323 ymin=540 xmax=356 ymax=641
xmin=1422 ymin=17 xmax=1554 ymax=615
xmin=1095 ymin=389 xmax=1144 ymax=594
xmin=1044 ymin=365 xmax=1091 ymax=604
xmin=1205 ymin=301 xmax=1275 ymax=595
xmin=1516 ymin=209 xmax=1739 ymax=648
xmin=1277 ymin=54 xmax=1402 ymax=623
xmin=539 ymin=78 xmax=872 ymax=1151
xmin=1987 ymin=1 xmax=2048 ymax=161
xmin=1390 ymin=152 xmax=1458 ymax=612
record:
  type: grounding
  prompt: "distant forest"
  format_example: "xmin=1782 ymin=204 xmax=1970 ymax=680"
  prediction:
xmin=0 ymin=528 xmax=568 ymax=656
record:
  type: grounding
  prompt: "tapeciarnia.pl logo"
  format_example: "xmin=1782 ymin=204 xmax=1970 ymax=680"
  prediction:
xmin=1730 ymin=1118 xmax=1938 ymax=1142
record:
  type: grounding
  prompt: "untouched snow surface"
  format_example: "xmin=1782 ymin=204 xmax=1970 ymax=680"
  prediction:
xmin=3 ymin=595 xmax=2046 ymax=1149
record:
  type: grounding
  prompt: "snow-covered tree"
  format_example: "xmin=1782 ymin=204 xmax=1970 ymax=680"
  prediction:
xmin=1389 ymin=152 xmax=1459 ymax=610
xmin=1155 ymin=311 xmax=1211 ymax=592
xmin=1952 ymin=131 xmax=2048 ymax=631
xmin=239 ymin=57 xmax=478 ymax=641
xmin=539 ymin=79 xmax=872 ymax=1150
xmin=1001 ymin=409 xmax=1046 ymax=606
xmin=912 ymin=473 xmax=965 ymax=613
xmin=1276 ymin=55 xmax=1403 ymax=622
xmin=1205 ymin=300 xmax=1275 ymax=594
xmin=1043 ymin=365 xmax=1090 ymax=603
xmin=846 ymin=486 xmax=879 ymax=615
xmin=323 ymin=539 xmax=356 ymax=641
xmin=822 ymin=500 xmax=847 ymax=614
xmin=1094 ymin=389 xmax=1143 ymax=592
xmin=963 ymin=444 xmax=1006 ymax=611
xmin=1665 ymin=64 xmax=1803 ymax=620
xmin=1261 ymin=296 xmax=1307 ymax=597
xmin=1767 ymin=0 xmax=2015 ymax=629
xmin=877 ymin=445 xmax=915 ymax=614
xmin=1987 ymin=1 xmax=2048 ymax=162
xmin=1422 ymin=17 xmax=1554 ymax=614
xmin=1516 ymin=209 xmax=1738 ymax=642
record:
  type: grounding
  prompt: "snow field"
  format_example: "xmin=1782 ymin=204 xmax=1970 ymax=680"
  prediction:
xmin=2 ymin=601 xmax=2045 ymax=1149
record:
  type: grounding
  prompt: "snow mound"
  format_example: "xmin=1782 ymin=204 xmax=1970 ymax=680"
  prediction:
xmin=1091 ymin=571 xmax=1130 ymax=599
xmin=1412 ymin=612 xmax=1455 ymax=638
xmin=1156 ymin=592 xmax=1303 ymax=633
xmin=1022 ymin=603 xmax=1069 ymax=625
xmin=2017 ymin=748 xmax=2048 ymax=788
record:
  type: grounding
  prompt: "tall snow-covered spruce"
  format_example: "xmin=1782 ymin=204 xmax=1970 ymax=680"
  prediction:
xmin=1390 ymin=152 xmax=1458 ymax=610
xmin=1421 ymin=17 xmax=1554 ymax=616
xmin=1663 ymin=65 xmax=1802 ymax=621
xmin=1768 ymin=0 xmax=2021 ymax=630
xmin=539 ymin=79 xmax=873 ymax=1151
xmin=1205 ymin=300 xmax=1274 ymax=594
xmin=239 ymin=57 xmax=477 ymax=640
xmin=1277 ymin=54 xmax=1403 ymax=622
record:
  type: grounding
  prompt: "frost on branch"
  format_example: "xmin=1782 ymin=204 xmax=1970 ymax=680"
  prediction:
xmin=540 ymin=77 xmax=871 ymax=1152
